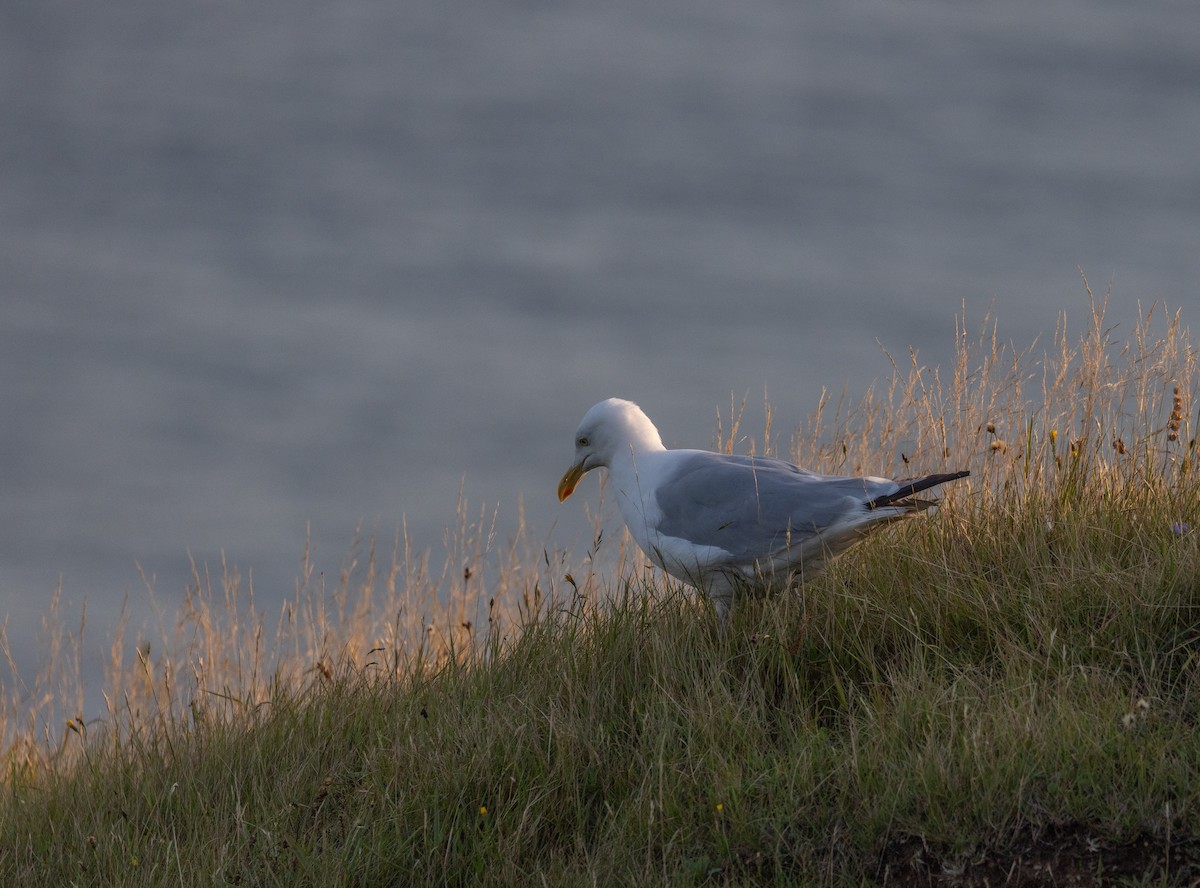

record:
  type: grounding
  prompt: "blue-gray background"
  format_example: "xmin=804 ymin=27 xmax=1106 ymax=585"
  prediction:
xmin=3 ymin=1 xmax=1198 ymax=692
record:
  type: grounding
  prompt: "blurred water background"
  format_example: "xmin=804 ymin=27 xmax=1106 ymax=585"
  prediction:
xmin=2 ymin=1 xmax=1198 ymax=701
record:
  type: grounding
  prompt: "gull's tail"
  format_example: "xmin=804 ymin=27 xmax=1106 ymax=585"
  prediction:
xmin=865 ymin=470 xmax=970 ymax=511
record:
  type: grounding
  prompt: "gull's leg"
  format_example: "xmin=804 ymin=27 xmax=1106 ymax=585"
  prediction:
xmin=708 ymin=579 xmax=735 ymax=630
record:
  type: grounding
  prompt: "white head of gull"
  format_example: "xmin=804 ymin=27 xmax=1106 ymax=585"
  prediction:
xmin=558 ymin=398 xmax=969 ymax=623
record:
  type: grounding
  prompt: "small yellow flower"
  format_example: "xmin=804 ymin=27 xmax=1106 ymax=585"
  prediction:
xmin=131 ymin=856 xmax=139 ymax=868
xmin=479 ymin=806 xmax=488 ymax=816
xmin=715 ymin=803 xmax=724 ymax=813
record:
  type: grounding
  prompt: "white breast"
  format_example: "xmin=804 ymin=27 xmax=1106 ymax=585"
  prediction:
xmin=607 ymin=449 xmax=736 ymax=583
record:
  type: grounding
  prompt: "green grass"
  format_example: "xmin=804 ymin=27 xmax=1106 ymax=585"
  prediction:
xmin=3 ymin=293 xmax=1200 ymax=885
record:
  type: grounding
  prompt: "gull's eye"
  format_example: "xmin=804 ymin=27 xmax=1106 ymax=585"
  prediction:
xmin=577 ymin=436 xmax=589 ymax=448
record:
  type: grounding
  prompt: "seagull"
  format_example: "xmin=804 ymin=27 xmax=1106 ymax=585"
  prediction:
xmin=557 ymin=398 xmax=968 ymax=622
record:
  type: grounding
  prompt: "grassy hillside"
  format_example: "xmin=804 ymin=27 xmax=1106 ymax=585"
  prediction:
xmin=3 ymin=297 xmax=1199 ymax=885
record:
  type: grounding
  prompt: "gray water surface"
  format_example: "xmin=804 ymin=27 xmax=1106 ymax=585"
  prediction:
xmin=2 ymin=1 xmax=1198 ymax=699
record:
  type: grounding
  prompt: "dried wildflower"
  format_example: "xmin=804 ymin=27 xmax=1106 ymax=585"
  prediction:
xmin=989 ymin=440 xmax=1007 ymax=454
xmin=985 ymin=422 xmax=996 ymax=434
xmin=1168 ymin=384 xmax=1184 ymax=442
xmin=1122 ymin=697 xmax=1152 ymax=730
xmin=1113 ymin=438 xmax=1126 ymax=454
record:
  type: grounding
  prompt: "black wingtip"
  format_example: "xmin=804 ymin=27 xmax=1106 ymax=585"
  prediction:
xmin=865 ymin=470 xmax=970 ymax=510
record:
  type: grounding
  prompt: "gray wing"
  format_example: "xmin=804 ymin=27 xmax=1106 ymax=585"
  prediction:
xmin=653 ymin=453 xmax=896 ymax=562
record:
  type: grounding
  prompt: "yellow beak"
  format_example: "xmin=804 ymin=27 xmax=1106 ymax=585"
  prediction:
xmin=557 ymin=462 xmax=587 ymax=501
